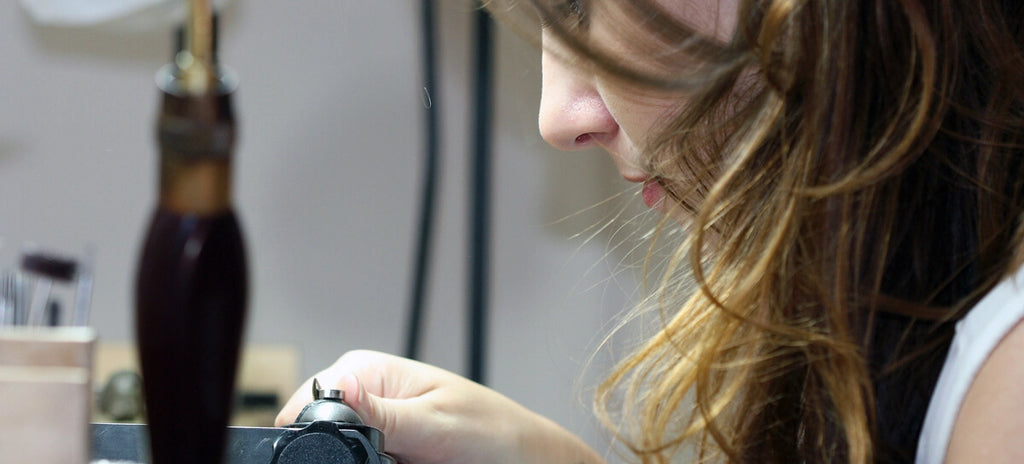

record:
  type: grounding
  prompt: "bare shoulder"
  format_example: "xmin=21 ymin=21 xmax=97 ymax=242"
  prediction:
xmin=945 ymin=316 xmax=1024 ymax=462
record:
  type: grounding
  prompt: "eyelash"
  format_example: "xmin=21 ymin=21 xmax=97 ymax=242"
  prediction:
xmin=560 ymin=0 xmax=585 ymax=19
xmin=542 ymin=0 xmax=589 ymax=30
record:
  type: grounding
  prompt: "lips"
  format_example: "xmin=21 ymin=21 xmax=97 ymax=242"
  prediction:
xmin=619 ymin=171 xmax=666 ymax=210
xmin=642 ymin=178 xmax=666 ymax=208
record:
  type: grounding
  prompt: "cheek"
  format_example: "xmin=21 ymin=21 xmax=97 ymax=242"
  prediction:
xmin=600 ymin=83 xmax=685 ymax=148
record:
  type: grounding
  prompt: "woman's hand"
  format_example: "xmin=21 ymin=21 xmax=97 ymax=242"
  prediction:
xmin=275 ymin=350 xmax=606 ymax=464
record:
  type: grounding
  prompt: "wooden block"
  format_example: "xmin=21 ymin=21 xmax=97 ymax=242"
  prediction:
xmin=0 ymin=327 xmax=95 ymax=464
xmin=0 ymin=327 xmax=95 ymax=367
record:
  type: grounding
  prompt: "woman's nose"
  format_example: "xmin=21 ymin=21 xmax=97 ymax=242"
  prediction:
xmin=538 ymin=51 xmax=618 ymax=151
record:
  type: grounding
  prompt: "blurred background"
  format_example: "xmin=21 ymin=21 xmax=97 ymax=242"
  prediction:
xmin=0 ymin=0 xmax=648 ymax=452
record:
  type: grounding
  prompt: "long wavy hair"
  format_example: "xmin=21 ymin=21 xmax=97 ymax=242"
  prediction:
xmin=491 ymin=0 xmax=1024 ymax=462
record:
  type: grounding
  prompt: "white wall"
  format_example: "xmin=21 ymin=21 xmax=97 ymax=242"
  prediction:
xmin=0 ymin=0 xmax=644 ymax=453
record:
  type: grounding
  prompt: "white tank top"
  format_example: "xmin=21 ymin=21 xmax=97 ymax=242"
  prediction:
xmin=915 ymin=265 xmax=1024 ymax=463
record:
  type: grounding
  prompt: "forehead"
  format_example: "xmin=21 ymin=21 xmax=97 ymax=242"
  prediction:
xmin=572 ymin=0 xmax=737 ymax=83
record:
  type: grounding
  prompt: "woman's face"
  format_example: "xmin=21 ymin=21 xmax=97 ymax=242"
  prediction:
xmin=538 ymin=0 xmax=738 ymax=210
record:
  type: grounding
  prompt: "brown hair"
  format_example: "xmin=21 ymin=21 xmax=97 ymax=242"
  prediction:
xmin=491 ymin=0 xmax=1024 ymax=462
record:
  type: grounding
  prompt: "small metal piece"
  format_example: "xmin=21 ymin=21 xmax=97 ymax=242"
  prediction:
xmin=311 ymin=378 xmax=344 ymax=402
xmin=71 ymin=245 xmax=95 ymax=326
xmin=27 ymin=277 xmax=53 ymax=327
xmin=321 ymin=388 xmax=344 ymax=401
xmin=295 ymin=378 xmax=362 ymax=426
xmin=98 ymin=370 xmax=145 ymax=422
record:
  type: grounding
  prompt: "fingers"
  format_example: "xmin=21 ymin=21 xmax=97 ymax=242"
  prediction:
xmin=273 ymin=350 xmax=534 ymax=464
xmin=338 ymin=372 xmax=398 ymax=440
xmin=274 ymin=350 xmax=411 ymax=428
xmin=273 ymin=364 xmax=413 ymax=460
xmin=274 ymin=375 xmax=318 ymax=426
xmin=341 ymin=372 xmax=434 ymax=463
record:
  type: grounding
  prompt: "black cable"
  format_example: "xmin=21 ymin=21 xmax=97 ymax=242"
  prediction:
xmin=404 ymin=0 xmax=440 ymax=361
xmin=468 ymin=5 xmax=494 ymax=384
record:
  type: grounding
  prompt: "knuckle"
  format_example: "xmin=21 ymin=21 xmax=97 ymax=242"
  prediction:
xmin=335 ymin=349 xmax=378 ymax=367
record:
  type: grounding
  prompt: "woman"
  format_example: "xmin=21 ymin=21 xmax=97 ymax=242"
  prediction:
xmin=277 ymin=0 xmax=1024 ymax=462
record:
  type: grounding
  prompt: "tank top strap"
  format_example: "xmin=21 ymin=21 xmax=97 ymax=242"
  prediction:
xmin=916 ymin=264 xmax=1024 ymax=463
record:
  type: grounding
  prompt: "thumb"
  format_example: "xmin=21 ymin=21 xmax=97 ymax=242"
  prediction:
xmin=339 ymin=373 xmax=400 ymax=441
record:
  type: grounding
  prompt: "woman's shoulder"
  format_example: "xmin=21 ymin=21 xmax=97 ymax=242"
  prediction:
xmin=916 ymin=266 xmax=1024 ymax=463
xmin=943 ymin=314 xmax=1024 ymax=462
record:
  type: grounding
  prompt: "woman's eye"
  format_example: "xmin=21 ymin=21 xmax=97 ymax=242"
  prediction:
xmin=559 ymin=0 xmax=584 ymax=18
xmin=542 ymin=0 xmax=589 ymax=30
